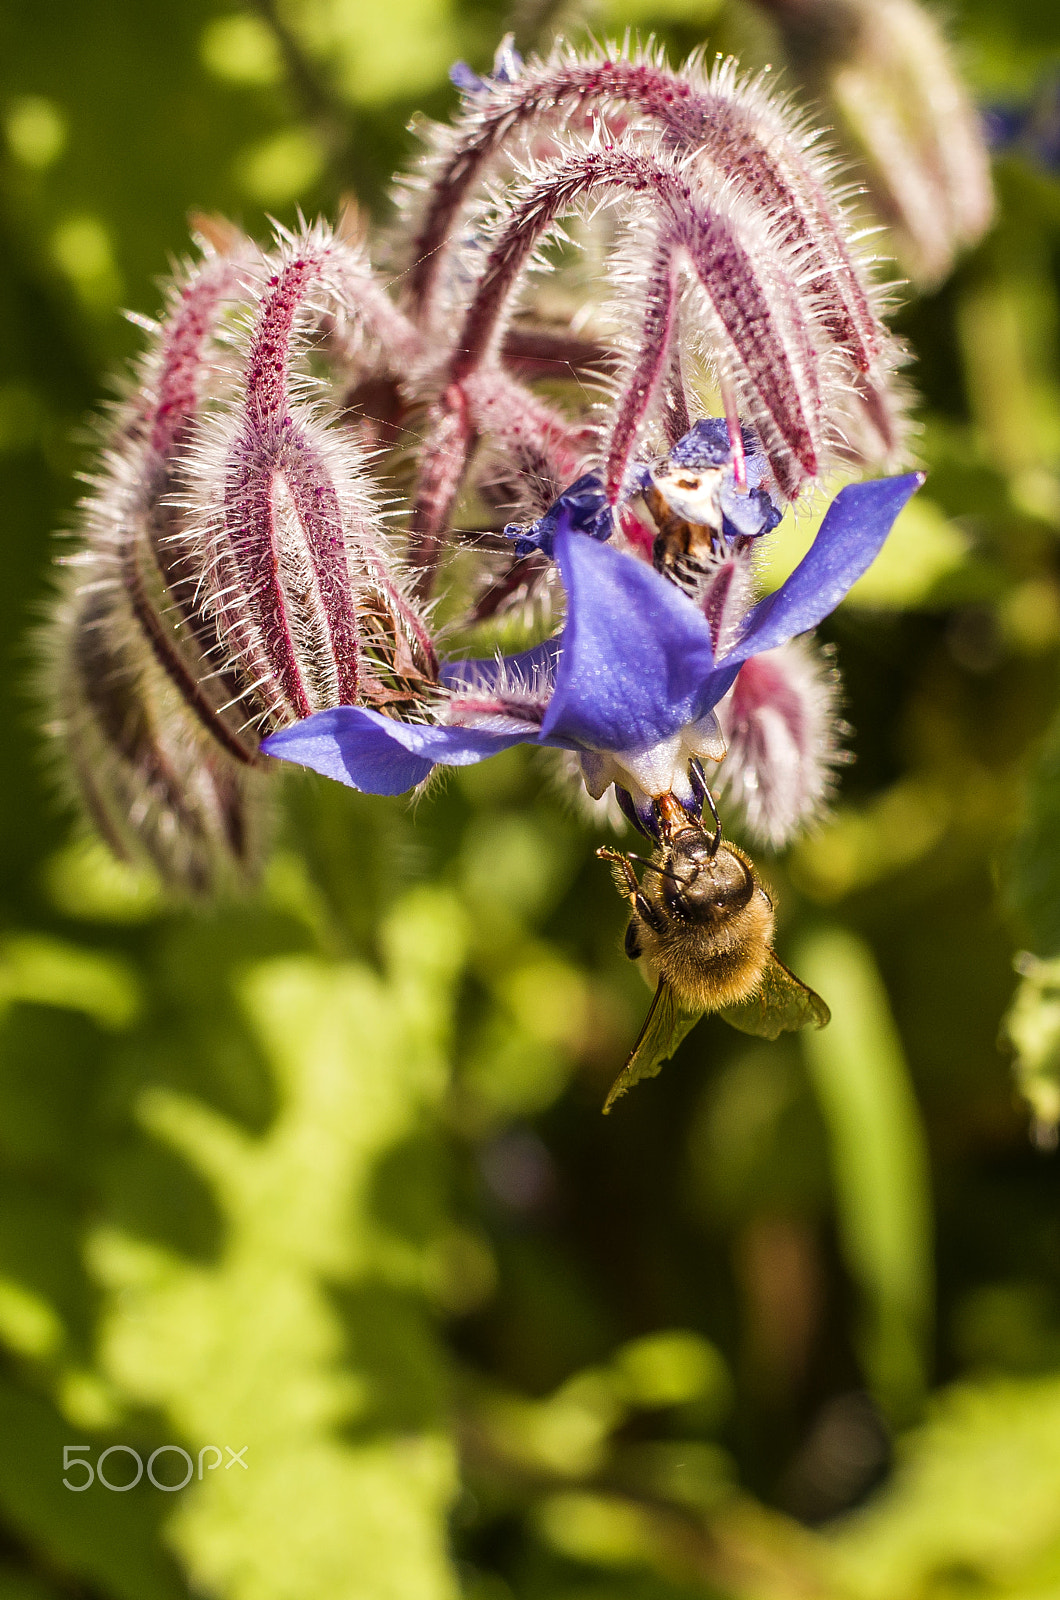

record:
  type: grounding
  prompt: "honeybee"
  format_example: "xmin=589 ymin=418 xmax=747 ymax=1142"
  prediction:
xmin=597 ymin=793 xmax=829 ymax=1113
xmin=641 ymin=459 xmax=725 ymax=579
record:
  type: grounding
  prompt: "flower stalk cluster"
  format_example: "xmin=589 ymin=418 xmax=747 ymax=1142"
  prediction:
xmin=51 ymin=222 xmax=435 ymax=887
xmin=50 ymin=36 xmax=951 ymax=888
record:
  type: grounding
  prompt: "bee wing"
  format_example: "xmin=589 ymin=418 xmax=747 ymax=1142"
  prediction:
xmin=603 ymin=979 xmax=702 ymax=1114
xmin=719 ymin=952 xmax=830 ymax=1041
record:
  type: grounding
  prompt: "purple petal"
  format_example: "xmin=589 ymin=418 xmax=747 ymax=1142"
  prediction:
xmin=262 ymin=707 xmax=525 ymax=794
xmin=542 ymin=514 xmax=718 ymax=749
xmin=726 ymin=473 xmax=925 ymax=665
xmin=720 ymin=481 xmax=783 ymax=540
xmin=492 ymin=35 xmax=523 ymax=83
xmin=505 ymin=474 xmax=612 ymax=558
xmin=450 ymin=61 xmax=486 ymax=94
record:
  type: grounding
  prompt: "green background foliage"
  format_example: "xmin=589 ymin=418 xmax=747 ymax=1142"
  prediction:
xmin=2 ymin=1 xmax=1060 ymax=1595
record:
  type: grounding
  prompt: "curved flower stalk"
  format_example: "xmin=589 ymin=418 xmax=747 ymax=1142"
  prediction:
xmin=400 ymin=52 xmax=910 ymax=592
xmin=753 ymin=0 xmax=994 ymax=288
xmin=264 ymin=458 xmax=923 ymax=844
xmin=51 ymin=221 xmax=436 ymax=890
xmin=405 ymin=40 xmax=887 ymax=373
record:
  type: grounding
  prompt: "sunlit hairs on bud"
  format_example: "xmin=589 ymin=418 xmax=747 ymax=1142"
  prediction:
xmin=48 ymin=220 xmax=436 ymax=892
xmin=47 ymin=234 xmax=268 ymax=891
xmin=714 ymin=638 xmax=846 ymax=849
xmin=184 ymin=221 xmax=437 ymax=733
xmin=752 ymin=0 xmax=994 ymax=289
xmin=397 ymin=47 xmax=914 ymax=598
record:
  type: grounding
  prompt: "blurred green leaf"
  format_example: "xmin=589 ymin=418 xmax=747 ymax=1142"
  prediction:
xmin=0 ymin=1375 xmax=186 ymax=1600
xmin=827 ymin=1375 xmax=1060 ymax=1600
xmin=71 ymin=888 xmax=468 ymax=1600
xmin=1009 ymin=702 xmax=1060 ymax=960
xmin=792 ymin=778 xmax=954 ymax=903
xmin=1000 ymin=953 xmax=1060 ymax=1142
xmin=0 ymin=935 xmax=140 ymax=1028
xmin=533 ymin=1491 xmax=674 ymax=1573
xmin=42 ymin=838 xmax=164 ymax=924
xmin=758 ymin=496 xmax=971 ymax=613
xmin=845 ymin=499 xmax=971 ymax=610
xmin=796 ymin=929 xmax=933 ymax=1420
xmin=612 ymin=1330 xmax=730 ymax=1413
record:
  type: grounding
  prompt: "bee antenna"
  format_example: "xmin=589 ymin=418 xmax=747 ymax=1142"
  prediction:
xmin=623 ymin=851 xmax=688 ymax=885
xmin=689 ymin=760 xmax=723 ymax=854
xmin=704 ymin=790 xmax=723 ymax=855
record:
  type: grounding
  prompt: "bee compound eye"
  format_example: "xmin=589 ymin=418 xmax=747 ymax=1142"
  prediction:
xmin=709 ymin=851 xmax=756 ymax=911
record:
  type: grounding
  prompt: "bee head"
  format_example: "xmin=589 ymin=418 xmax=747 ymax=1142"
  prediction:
xmin=661 ymin=837 xmax=755 ymax=923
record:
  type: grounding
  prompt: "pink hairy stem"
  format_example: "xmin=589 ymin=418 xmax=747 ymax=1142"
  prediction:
xmin=464 ymin=366 xmax=593 ymax=508
xmin=406 ymin=365 xmax=593 ymax=593
xmin=70 ymin=587 xmax=216 ymax=853
xmin=408 ymin=154 xmax=651 ymax=588
xmin=500 ymin=324 xmax=611 ymax=379
xmin=461 ymin=369 xmax=595 ymax=622
xmin=661 ymin=347 xmax=691 ymax=447
xmin=701 ymin=555 xmax=756 ymax=657
xmin=604 ymin=250 xmax=681 ymax=502
xmin=241 ymin=254 xmax=317 ymax=428
xmin=127 ymin=255 xmax=264 ymax=764
xmin=468 ymin=552 xmax=549 ymax=624
xmin=451 ymin=146 xmax=819 ymax=497
xmin=120 ymin=527 xmax=261 ymax=767
xmin=719 ymin=372 xmax=747 ymax=490
xmin=407 ymin=385 xmax=476 ymax=595
xmin=150 ymin=258 xmax=243 ymax=460
xmin=223 ymin=251 xmax=364 ymax=716
xmin=446 ymin=691 xmax=547 ymax=725
xmin=408 ymin=142 xmax=822 ymax=587
xmin=318 ymin=248 xmax=427 ymax=381
xmin=342 ymin=327 xmax=609 ymax=438
xmin=409 ymin=56 xmax=880 ymax=377
xmin=328 ymin=252 xmax=424 ymax=371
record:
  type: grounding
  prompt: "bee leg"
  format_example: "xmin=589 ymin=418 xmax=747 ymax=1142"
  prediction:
xmin=596 ymin=846 xmax=666 ymax=933
xmin=597 ymin=845 xmax=639 ymax=897
xmin=624 ymin=920 xmax=643 ymax=960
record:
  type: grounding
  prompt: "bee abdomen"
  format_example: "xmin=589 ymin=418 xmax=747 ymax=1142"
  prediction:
xmin=660 ymin=933 xmax=770 ymax=1013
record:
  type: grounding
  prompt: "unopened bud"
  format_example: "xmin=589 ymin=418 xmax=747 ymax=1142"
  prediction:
xmin=716 ymin=638 xmax=845 ymax=846
xmin=757 ymin=0 xmax=993 ymax=287
xmin=50 ymin=222 xmax=437 ymax=890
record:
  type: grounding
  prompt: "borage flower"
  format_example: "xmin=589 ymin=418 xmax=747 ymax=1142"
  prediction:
xmin=50 ymin=31 xmax=940 ymax=888
xmin=262 ymin=467 xmax=922 ymax=833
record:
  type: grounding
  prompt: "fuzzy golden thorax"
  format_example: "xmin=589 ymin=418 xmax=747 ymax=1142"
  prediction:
xmin=619 ymin=828 xmax=776 ymax=1011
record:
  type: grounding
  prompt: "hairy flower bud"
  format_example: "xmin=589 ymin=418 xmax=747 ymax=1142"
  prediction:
xmin=401 ymin=44 xmax=911 ymax=590
xmin=756 ymin=0 xmax=994 ymax=287
xmin=715 ymin=638 xmax=845 ymax=847
xmin=50 ymin=222 xmax=437 ymax=890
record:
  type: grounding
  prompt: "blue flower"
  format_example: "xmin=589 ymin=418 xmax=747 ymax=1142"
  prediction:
xmin=507 ymin=420 xmax=783 ymax=558
xmin=505 ymin=474 xmax=614 ymax=558
xmin=657 ymin=419 xmax=784 ymax=541
xmin=450 ymin=34 xmax=523 ymax=96
xmin=262 ymin=472 xmax=923 ymax=816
